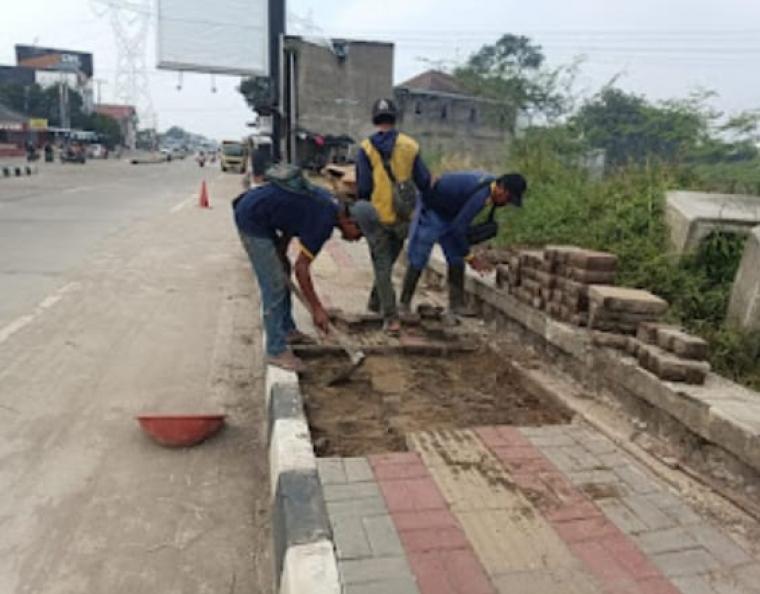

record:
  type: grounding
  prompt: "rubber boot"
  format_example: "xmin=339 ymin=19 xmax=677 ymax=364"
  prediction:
xmin=448 ymin=264 xmax=478 ymax=317
xmin=399 ymin=266 xmax=423 ymax=316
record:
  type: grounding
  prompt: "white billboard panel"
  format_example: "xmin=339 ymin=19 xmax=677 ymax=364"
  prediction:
xmin=157 ymin=0 xmax=269 ymax=76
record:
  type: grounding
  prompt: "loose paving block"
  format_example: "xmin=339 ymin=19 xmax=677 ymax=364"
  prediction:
xmin=588 ymin=285 xmax=668 ymax=315
xmin=655 ymin=327 xmax=710 ymax=361
xmin=567 ymin=267 xmax=617 ymax=285
xmin=567 ymin=249 xmax=619 ymax=272
xmin=592 ymin=331 xmax=630 ymax=350
xmin=637 ymin=343 xmax=711 ymax=384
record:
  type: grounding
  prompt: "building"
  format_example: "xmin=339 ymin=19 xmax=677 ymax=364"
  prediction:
xmin=393 ymin=70 xmax=512 ymax=160
xmin=0 ymin=103 xmax=28 ymax=156
xmin=94 ymin=104 xmax=138 ymax=149
xmin=281 ymin=37 xmax=393 ymax=165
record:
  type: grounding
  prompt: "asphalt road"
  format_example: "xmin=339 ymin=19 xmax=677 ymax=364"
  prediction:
xmin=0 ymin=162 xmax=272 ymax=593
xmin=0 ymin=157 xmax=221 ymax=328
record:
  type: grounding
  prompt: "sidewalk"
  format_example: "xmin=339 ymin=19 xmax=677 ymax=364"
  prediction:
xmin=297 ymin=237 xmax=760 ymax=594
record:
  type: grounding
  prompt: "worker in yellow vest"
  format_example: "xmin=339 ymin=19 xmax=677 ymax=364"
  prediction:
xmin=352 ymin=98 xmax=432 ymax=335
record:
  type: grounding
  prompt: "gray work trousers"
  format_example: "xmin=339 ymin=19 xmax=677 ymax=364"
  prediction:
xmin=350 ymin=200 xmax=407 ymax=320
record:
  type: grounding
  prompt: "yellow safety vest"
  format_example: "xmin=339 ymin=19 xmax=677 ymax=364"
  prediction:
xmin=361 ymin=133 xmax=419 ymax=225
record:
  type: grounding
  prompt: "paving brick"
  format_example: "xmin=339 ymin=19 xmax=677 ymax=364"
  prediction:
xmin=597 ymin=498 xmax=650 ymax=534
xmin=569 ymin=540 xmax=632 ymax=584
xmin=652 ymin=548 xmax=723 ymax=578
xmin=317 ymin=457 xmax=347 ymax=485
xmin=379 ymin=477 xmax=448 ymax=513
xmin=685 ymin=525 xmax=754 ymax=567
xmin=613 ymin=465 xmax=663 ymax=495
xmin=635 ymin=527 xmax=700 ymax=555
xmin=656 ymin=327 xmax=709 ymax=361
xmin=598 ymin=451 xmax=632 ymax=469
xmin=599 ymin=534 xmax=662 ymax=580
xmin=553 ymin=516 xmax=621 ymax=543
xmin=567 ymin=469 xmax=625 ymax=491
xmin=344 ymin=457 xmax=375 ymax=483
xmin=344 ymin=578 xmax=420 ymax=594
xmin=399 ymin=526 xmax=471 ymax=553
xmin=340 ymin=556 xmax=415 ymax=584
xmin=525 ymin=431 xmax=578 ymax=448
xmin=587 ymin=285 xmax=667 ymax=314
xmin=492 ymin=568 xmax=604 ymax=594
xmin=333 ymin=514 xmax=372 ymax=560
xmin=734 ymin=563 xmax=760 ymax=590
xmin=327 ymin=495 xmax=388 ymax=518
xmin=671 ymin=575 xmax=716 ymax=594
xmin=391 ymin=510 xmax=460 ymax=532
xmin=440 ymin=548 xmax=498 ymax=594
xmin=657 ymin=501 xmax=703 ymax=526
xmin=544 ymin=500 xmax=603 ymax=523
xmin=363 ymin=514 xmax=405 ymax=557
xmin=708 ymin=574 xmax=755 ymax=594
xmin=622 ymin=495 xmax=678 ymax=531
xmin=635 ymin=576 xmax=684 ymax=594
xmin=323 ymin=481 xmax=382 ymax=502
xmin=372 ymin=459 xmax=430 ymax=480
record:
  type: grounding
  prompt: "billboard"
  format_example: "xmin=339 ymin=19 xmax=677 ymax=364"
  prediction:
xmin=156 ymin=0 xmax=269 ymax=76
xmin=15 ymin=45 xmax=93 ymax=79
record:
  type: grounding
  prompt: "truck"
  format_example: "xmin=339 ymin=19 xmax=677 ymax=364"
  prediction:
xmin=220 ymin=140 xmax=248 ymax=173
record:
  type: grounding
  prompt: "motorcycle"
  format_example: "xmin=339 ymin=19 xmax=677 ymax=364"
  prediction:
xmin=196 ymin=153 xmax=206 ymax=167
xmin=60 ymin=146 xmax=86 ymax=164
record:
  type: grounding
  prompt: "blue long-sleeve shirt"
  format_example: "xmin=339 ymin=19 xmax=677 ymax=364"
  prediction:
xmin=428 ymin=171 xmax=495 ymax=260
xmin=355 ymin=129 xmax=431 ymax=200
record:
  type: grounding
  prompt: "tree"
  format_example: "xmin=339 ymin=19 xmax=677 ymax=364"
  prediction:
xmin=238 ymin=77 xmax=275 ymax=115
xmin=453 ymin=34 xmax=574 ymax=128
xmin=88 ymin=114 xmax=122 ymax=148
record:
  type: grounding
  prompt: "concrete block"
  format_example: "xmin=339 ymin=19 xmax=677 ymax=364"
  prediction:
xmin=665 ymin=190 xmax=760 ymax=254
xmin=591 ymin=331 xmax=630 ymax=350
xmin=588 ymin=285 xmax=668 ymax=315
xmin=280 ymin=540 xmax=341 ymax=594
xmin=567 ymin=249 xmax=618 ymax=271
xmin=728 ymin=225 xmax=760 ymax=331
xmin=270 ymin=418 xmax=318 ymax=495
xmin=544 ymin=245 xmax=584 ymax=264
xmin=637 ymin=343 xmax=711 ymax=384
xmin=656 ymin=327 xmax=709 ymax=361
xmin=567 ymin=267 xmax=617 ymax=284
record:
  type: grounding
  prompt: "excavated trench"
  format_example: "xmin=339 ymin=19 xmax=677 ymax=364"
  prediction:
xmin=300 ymin=345 xmax=572 ymax=457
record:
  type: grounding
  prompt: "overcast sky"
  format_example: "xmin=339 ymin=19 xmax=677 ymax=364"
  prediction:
xmin=1 ymin=0 xmax=759 ymax=139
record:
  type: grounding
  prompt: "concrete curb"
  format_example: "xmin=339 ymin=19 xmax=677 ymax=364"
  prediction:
xmin=426 ymin=250 xmax=760 ymax=477
xmin=264 ymin=352 xmax=340 ymax=593
xmin=1 ymin=163 xmax=37 ymax=178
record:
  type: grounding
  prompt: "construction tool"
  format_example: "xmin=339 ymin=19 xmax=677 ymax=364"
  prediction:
xmin=288 ymin=279 xmax=366 ymax=386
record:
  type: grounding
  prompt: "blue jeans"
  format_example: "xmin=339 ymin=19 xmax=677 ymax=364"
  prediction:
xmin=238 ymin=232 xmax=296 ymax=357
xmin=407 ymin=205 xmax=463 ymax=270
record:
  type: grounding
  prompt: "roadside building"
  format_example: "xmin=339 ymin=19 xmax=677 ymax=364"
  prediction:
xmin=281 ymin=37 xmax=393 ymax=165
xmin=0 ymin=103 xmax=28 ymax=156
xmin=393 ymin=69 xmax=512 ymax=160
xmin=94 ymin=104 xmax=138 ymax=149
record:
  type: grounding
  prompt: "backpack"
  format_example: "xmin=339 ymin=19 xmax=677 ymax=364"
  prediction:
xmin=264 ymin=163 xmax=317 ymax=196
xmin=376 ymin=148 xmax=418 ymax=222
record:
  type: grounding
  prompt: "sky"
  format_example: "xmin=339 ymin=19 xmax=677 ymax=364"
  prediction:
xmin=1 ymin=0 xmax=759 ymax=140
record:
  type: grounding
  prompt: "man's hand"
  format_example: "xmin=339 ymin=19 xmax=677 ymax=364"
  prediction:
xmin=312 ymin=306 xmax=330 ymax=334
xmin=468 ymin=255 xmax=492 ymax=275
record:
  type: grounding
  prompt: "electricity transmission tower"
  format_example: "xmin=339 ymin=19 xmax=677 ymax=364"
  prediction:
xmin=91 ymin=0 xmax=156 ymax=131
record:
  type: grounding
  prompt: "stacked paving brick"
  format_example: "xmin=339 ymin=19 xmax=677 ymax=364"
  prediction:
xmin=628 ymin=323 xmax=711 ymax=384
xmin=587 ymin=285 xmax=668 ymax=334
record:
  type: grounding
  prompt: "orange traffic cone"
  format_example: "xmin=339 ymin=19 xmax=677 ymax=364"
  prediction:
xmin=199 ymin=180 xmax=210 ymax=208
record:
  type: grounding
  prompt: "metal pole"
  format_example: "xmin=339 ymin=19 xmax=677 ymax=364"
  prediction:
xmin=268 ymin=0 xmax=285 ymax=162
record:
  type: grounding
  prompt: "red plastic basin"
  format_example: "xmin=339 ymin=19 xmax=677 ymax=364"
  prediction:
xmin=136 ymin=414 xmax=226 ymax=447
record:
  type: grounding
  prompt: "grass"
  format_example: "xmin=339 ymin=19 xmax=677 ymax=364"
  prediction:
xmin=432 ymin=143 xmax=760 ymax=390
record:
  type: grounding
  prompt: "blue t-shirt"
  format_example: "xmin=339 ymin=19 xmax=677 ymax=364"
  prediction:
xmin=234 ymin=183 xmax=338 ymax=258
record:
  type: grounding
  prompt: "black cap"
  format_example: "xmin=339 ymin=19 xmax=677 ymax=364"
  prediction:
xmin=497 ymin=173 xmax=527 ymax=207
xmin=371 ymin=98 xmax=398 ymax=125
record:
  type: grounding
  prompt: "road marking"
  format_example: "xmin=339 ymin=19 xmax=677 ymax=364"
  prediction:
xmin=0 ymin=282 xmax=80 ymax=346
xmin=170 ymin=199 xmax=190 ymax=213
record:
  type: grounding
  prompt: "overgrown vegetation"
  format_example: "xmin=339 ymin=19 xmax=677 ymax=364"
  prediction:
xmin=443 ymin=35 xmax=760 ymax=389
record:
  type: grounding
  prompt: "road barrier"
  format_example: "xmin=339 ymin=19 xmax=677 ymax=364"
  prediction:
xmin=1 ymin=163 xmax=37 ymax=178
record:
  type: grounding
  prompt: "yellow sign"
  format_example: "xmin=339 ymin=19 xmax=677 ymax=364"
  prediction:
xmin=28 ymin=118 xmax=48 ymax=130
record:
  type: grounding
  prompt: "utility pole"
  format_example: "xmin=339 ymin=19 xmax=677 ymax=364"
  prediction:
xmin=269 ymin=0 xmax=285 ymax=161
xmin=93 ymin=78 xmax=107 ymax=105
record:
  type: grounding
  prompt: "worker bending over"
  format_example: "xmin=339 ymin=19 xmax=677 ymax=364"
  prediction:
xmin=233 ymin=177 xmax=362 ymax=373
xmin=353 ymin=98 xmax=432 ymax=335
xmin=399 ymin=171 xmax=527 ymax=318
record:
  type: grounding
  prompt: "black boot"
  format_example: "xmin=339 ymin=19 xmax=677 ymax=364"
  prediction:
xmin=399 ymin=267 xmax=422 ymax=315
xmin=448 ymin=264 xmax=478 ymax=317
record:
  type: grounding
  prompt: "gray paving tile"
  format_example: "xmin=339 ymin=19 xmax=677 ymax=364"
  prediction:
xmin=635 ymin=526 xmax=700 ymax=554
xmin=344 ymin=457 xmax=375 ymax=483
xmin=333 ymin=514 xmax=371 ymax=560
xmin=672 ymin=575 xmax=717 ymax=594
xmin=327 ymin=496 xmax=388 ymax=519
xmin=597 ymin=498 xmax=649 ymax=534
xmin=323 ymin=481 xmax=381 ymax=502
xmin=317 ymin=458 xmax=347 ymax=485
xmin=735 ymin=563 xmax=760 ymax=591
xmin=363 ymin=514 xmax=405 ymax=557
xmin=344 ymin=578 xmax=420 ymax=594
xmin=340 ymin=556 xmax=414 ymax=584
xmin=613 ymin=464 xmax=663 ymax=495
xmin=652 ymin=548 xmax=723 ymax=578
xmin=686 ymin=525 xmax=754 ymax=567
xmin=622 ymin=494 xmax=678 ymax=531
